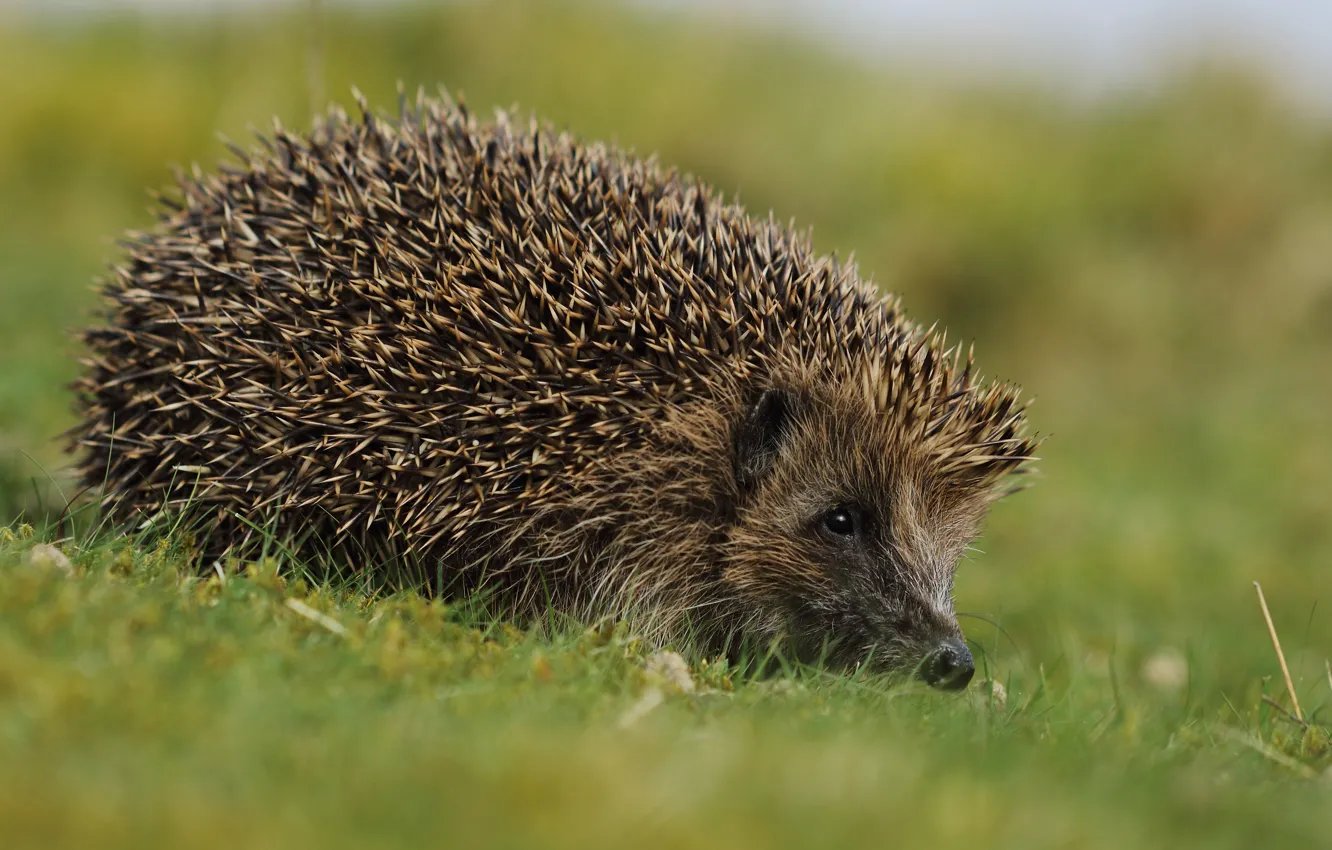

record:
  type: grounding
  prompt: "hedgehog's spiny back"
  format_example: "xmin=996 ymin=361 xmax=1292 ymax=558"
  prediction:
xmin=72 ymin=90 xmax=1032 ymax=574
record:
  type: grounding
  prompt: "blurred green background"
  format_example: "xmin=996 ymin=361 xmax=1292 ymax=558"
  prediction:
xmin=1 ymin=1 xmax=1330 ymax=846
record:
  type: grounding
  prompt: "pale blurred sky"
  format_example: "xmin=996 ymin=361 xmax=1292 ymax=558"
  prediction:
xmin=15 ymin=0 xmax=1332 ymax=110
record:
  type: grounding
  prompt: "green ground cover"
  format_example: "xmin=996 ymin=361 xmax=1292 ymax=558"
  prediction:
xmin=1 ymin=2 xmax=1329 ymax=846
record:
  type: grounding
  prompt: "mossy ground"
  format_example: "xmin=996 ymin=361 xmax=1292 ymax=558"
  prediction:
xmin=2 ymin=525 xmax=1328 ymax=850
xmin=1 ymin=2 xmax=1330 ymax=847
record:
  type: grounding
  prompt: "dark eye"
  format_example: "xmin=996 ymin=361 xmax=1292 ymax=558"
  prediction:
xmin=822 ymin=505 xmax=858 ymax=537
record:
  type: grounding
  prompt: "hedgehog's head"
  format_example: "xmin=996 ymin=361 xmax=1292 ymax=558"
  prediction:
xmin=722 ymin=360 xmax=1034 ymax=688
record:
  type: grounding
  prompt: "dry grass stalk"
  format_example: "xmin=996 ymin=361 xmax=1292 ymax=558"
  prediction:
xmin=1253 ymin=581 xmax=1303 ymax=723
xmin=285 ymin=597 xmax=348 ymax=636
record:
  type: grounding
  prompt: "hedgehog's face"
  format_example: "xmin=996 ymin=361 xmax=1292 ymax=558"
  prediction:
xmin=725 ymin=387 xmax=989 ymax=688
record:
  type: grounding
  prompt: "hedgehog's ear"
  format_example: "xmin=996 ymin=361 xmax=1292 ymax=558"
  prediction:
xmin=734 ymin=388 xmax=794 ymax=492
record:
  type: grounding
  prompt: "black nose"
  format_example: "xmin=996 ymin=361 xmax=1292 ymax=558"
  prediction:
xmin=919 ymin=638 xmax=975 ymax=691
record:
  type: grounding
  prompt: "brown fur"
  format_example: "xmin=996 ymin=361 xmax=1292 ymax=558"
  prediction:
xmin=499 ymin=359 xmax=1010 ymax=670
xmin=70 ymin=89 xmax=1037 ymax=673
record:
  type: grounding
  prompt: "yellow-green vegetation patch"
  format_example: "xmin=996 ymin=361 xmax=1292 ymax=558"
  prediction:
xmin=1 ymin=528 xmax=1328 ymax=849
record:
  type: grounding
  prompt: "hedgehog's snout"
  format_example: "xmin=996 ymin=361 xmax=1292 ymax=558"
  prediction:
xmin=917 ymin=637 xmax=974 ymax=691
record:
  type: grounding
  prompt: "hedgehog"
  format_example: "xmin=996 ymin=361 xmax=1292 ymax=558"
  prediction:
xmin=71 ymin=89 xmax=1036 ymax=689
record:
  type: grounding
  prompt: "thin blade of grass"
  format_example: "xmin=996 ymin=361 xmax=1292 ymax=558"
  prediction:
xmin=285 ymin=597 xmax=348 ymax=636
xmin=1253 ymin=581 xmax=1303 ymax=723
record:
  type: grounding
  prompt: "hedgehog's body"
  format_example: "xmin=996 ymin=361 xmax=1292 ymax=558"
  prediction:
xmin=73 ymin=92 xmax=1035 ymax=684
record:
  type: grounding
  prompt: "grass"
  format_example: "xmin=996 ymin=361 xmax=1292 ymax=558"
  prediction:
xmin=1 ymin=526 xmax=1328 ymax=849
xmin=1 ymin=1 xmax=1331 ymax=846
